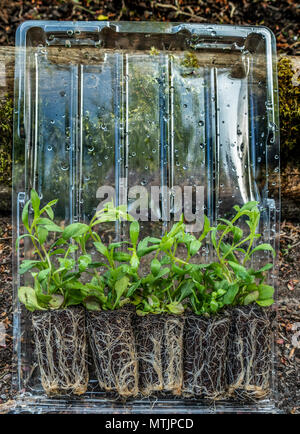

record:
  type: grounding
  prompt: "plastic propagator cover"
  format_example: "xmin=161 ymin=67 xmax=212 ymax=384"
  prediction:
xmin=12 ymin=21 xmax=280 ymax=413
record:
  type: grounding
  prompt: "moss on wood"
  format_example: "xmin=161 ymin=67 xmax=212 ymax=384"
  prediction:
xmin=278 ymin=57 xmax=300 ymax=166
xmin=0 ymin=97 xmax=13 ymax=186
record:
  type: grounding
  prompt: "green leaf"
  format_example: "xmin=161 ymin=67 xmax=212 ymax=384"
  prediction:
xmin=137 ymin=245 xmax=159 ymax=258
xmin=49 ymin=294 xmax=64 ymax=309
xmin=84 ymin=296 xmax=101 ymax=311
xmin=114 ymin=276 xmax=130 ymax=308
xmin=256 ymin=263 xmax=274 ymax=273
xmin=38 ymin=268 xmax=50 ymax=282
xmin=22 ymin=200 xmax=30 ymax=231
xmin=151 ymin=258 xmax=161 ymax=276
xmin=62 ymin=223 xmax=89 ymax=240
xmin=167 ymin=302 xmax=184 ymax=314
xmin=49 ymin=248 xmax=65 ymax=257
xmin=19 ymin=260 xmax=41 ymax=274
xmin=113 ymin=251 xmax=131 ymax=262
xmin=37 ymin=225 xmax=48 ymax=244
xmin=44 ymin=206 xmax=54 ymax=220
xmin=36 ymin=218 xmax=63 ymax=232
xmin=94 ymin=241 xmax=109 ymax=257
xmin=130 ymin=253 xmax=139 ymax=270
xmin=199 ymin=215 xmax=212 ymax=242
xmin=171 ymin=263 xmax=187 ymax=276
xmin=243 ymin=291 xmax=259 ymax=305
xmin=228 ymin=261 xmax=249 ymax=280
xmin=210 ymin=300 xmax=219 ymax=312
xmin=57 ymin=257 xmax=75 ymax=271
xmin=31 ymin=189 xmax=40 ymax=218
xmin=223 ymin=283 xmax=239 ymax=305
xmin=211 ymin=228 xmax=217 ymax=250
xmin=220 ymin=242 xmax=238 ymax=262
xmin=233 ymin=227 xmax=243 ymax=243
xmin=240 ymin=201 xmax=258 ymax=211
xmin=147 ymin=237 xmax=162 ymax=243
xmin=178 ymin=280 xmax=194 ymax=302
xmin=129 ymin=220 xmax=140 ymax=245
xmin=249 ymin=244 xmax=276 ymax=258
xmin=258 ymin=284 xmax=274 ymax=300
xmin=18 ymin=286 xmax=45 ymax=311
xmin=256 ymin=298 xmax=274 ymax=307
xmin=190 ymin=240 xmax=201 ymax=256
xmin=126 ymin=280 xmax=142 ymax=297
xmin=78 ymin=254 xmax=92 ymax=272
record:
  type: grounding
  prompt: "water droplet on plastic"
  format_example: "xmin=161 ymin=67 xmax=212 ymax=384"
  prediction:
xmin=198 ymin=120 xmax=204 ymax=127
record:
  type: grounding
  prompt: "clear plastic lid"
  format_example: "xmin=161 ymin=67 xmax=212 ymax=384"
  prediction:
xmin=12 ymin=21 xmax=280 ymax=413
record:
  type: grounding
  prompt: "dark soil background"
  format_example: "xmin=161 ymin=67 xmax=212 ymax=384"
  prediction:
xmin=0 ymin=0 xmax=299 ymax=414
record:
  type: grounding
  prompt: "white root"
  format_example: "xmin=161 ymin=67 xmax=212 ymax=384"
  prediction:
xmin=134 ymin=314 xmax=185 ymax=396
xmin=182 ymin=314 xmax=230 ymax=399
xmin=32 ymin=307 xmax=89 ymax=396
xmin=227 ymin=305 xmax=272 ymax=400
xmin=87 ymin=310 xmax=139 ymax=397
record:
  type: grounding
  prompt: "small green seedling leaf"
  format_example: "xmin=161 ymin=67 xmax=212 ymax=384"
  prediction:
xmin=129 ymin=220 xmax=140 ymax=245
xmin=62 ymin=223 xmax=89 ymax=240
xmin=249 ymin=244 xmax=276 ymax=258
xmin=190 ymin=240 xmax=201 ymax=256
xmin=22 ymin=201 xmax=30 ymax=231
xmin=223 ymin=283 xmax=239 ymax=305
xmin=49 ymin=294 xmax=64 ymax=309
xmin=243 ymin=291 xmax=259 ymax=305
xmin=114 ymin=276 xmax=130 ymax=308
xmin=19 ymin=260 xmax=41 ymax=274
xmin=256 ymin=298 xmax=274 ymax=307
xmin=151 ymin=258 xmax=161 ymax=276
xmin=31 ymin=189 xmax=40 ymax=218
xmin=258 ymin=284 xmax=274 ymax=300
xmin=18 ymin=286 xmax=45 ymax=311
xmin=78 ymin=255 xmax=92 ymax=272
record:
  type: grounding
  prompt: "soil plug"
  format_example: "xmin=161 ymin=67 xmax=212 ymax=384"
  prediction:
xmin=182 ymin=313 xmax=230 ymax=399
xmin=32 ymin=306 xmax=88 ymax=396
xmin=227 ymin=305 xmax=272 ymax=400
xmin=87 ymin=309 xmax=138 ymax=397
xmin=134 ymin=313 xmax=184 ymax=396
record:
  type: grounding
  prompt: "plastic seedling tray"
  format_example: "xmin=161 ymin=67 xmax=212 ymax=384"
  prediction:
xmin=12 ymin=21 xmax=280 ymax=414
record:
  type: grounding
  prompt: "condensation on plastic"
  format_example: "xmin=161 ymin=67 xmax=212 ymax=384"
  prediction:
xmin=12 ymin=21 xmax=280 ymax=413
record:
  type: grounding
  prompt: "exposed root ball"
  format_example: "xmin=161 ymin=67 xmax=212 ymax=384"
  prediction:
xmin=227 ymin=305 xmax=272 ymax=400
xmin=134 ymin=314 xmax=164 ymax=395
xmin=134 ymin=314 xmax=184 ymax=396
xmin=182 ymin=313 xmax=230 ymax=399
xmin=32 ymin=307 xmax=88 ymax=396
xmin=87 ymin=310 xmax=138 ymax=397
xmin=163 ymin=315 xmax=184 ymax=395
